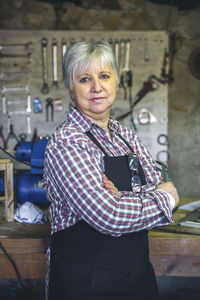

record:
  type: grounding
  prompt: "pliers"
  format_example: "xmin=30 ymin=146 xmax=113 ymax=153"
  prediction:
xmin=46 ymin=97 xmax=54 ymax=122
xmin=5 ymin=124 xmax=19 ymax=149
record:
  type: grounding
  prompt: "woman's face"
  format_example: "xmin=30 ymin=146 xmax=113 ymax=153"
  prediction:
xmin=71 ymin=60 xmax=117 ymax=121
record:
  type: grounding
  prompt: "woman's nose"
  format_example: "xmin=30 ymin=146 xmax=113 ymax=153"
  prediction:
xmin=91 ymin=78 xmax=102 ymax=92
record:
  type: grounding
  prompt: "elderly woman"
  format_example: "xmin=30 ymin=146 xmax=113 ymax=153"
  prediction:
xmin=44 ymin=40 xmax=179 ymax=300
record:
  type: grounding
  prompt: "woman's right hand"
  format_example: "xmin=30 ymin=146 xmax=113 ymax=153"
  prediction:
xmin=102 ymin=174 xmax=121 ymax=197
xmin=156 ymin=181 xmax=179 ymax=207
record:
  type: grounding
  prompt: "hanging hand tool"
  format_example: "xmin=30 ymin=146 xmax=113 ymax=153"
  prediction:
xmin=125 ymin=70 xmax=137 ymax=130
xmin=144 ymin=38 xmax=150 ymax=62
xmin=0 ymin=42 xmax=32 ymax=51
xmin=19 ymin=133 xmax=27 ymax=142
xmin=41 ymin=37 xmax=49 ymax=94
xmin=156 ymin=150 xmax=168 ymax=165
xmin=136 ymin=109 xmax=158 ymax=125
xmin=157 ymin=134 xmax=168 ymax=145
xmin=137 ymin=110 xmax=151 ymax=125
xmin=114 ymin=39 xmax=119 ymax=69
xmin=1 ymin=85 xmax=29 ymax=94
xmin=52 ymin=38 xmax=59 ymax=89
xmin=156 ymin=134 xmax=168 ymax=165
xmin=0 ymin=126 xmax=6 ymax=149
xmin=123 ymin=39 xmax=131 ymax=100
xmin=62 ymin=38 xmax=67 ymax=56
xmin=119 ymin=39 xmax=125 ymax=88
xmin=5 ymin=124 xmax=19 ymax=150
xmin=2 ymin=95 xmax=6 ymax=114
xmin=46 ymin=98 xmax=54 ymax=122
xmin=117 ymin=75 xmax=159 ymax=121
xmin=119 ymin=39 xmax=131 ymax=100
xmin=0 ymin=52 xmax=32 ymax=59
xmin=0 ymin=71 xmax=30 ymax=84
xmin=3 ymin=93 xmax=32 ymax=134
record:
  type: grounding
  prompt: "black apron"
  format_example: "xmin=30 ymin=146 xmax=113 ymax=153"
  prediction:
xmin=48 ymin=132 xmax=160 ymax=300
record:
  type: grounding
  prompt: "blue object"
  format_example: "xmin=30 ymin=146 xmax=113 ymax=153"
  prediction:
xmin=16 ymin=172 xmax=48 ymax=204
xmin=16 ymin=141 xmax=32 ymax=161
xmin=33 ymin=98 xmax=43 ymax=113
xmin=0 ymin=137 xmax=50 ymax=205
xmin=31 ymin=138 xmax=48 ymax=174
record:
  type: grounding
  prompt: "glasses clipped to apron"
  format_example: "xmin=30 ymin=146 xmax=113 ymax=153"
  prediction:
xmin=86 ymin=131 xmax=146 ymax=193
xmin=128 ymin=153 xmax=142 ymax=193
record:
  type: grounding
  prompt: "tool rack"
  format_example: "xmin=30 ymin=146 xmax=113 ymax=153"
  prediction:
xmin=0 ymin=30 xmax=169 ymax=162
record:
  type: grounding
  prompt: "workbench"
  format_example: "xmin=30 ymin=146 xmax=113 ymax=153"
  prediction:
xmin=0 ymin=197 xmax=200 ymax=279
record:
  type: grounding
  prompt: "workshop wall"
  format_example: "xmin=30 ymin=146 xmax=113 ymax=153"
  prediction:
xmin=0 ymin=0 xmax=200 ymax=197
xmin=0 ymin=30 xmax=169 ymax=165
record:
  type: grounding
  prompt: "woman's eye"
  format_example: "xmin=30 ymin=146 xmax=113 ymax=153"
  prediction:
xmin=100 ymin=74 xmax=110 ymax=79
xmin=80 ymin=77 xmax=90 ymax=83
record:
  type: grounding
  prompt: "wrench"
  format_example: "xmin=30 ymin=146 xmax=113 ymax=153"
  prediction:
xmin=26 ymin=113 xmax=31 ymax=134
xmin=2 ymin=95 xmax=6 ymax=114
xmin=27 ymin=93 xmax=32 ymax=114
xmin=62 ymin=38 xmax=67 ymax=56
xmin=41 ymin=37 xmax=49 ymax=94
xmin=124 ymin=39 xmax=131 ymax=72
xmin=0 ymin=42 xmax=32 ymax=51
xmin=52 ymin=38 xmax=58 ymax=89
xmin=114 ymin=39 xmax=119 ymax=69
xmin=7 ymin=111 xmax=31 ymax=134
xmin=0 ymin=71 xmax=30 ymax=83
xmin=144 ymin=38 xmax=150 ymax=62
xmin=117 ymin=76 xmax=159 ymax=121
xmin=1 ymin=85 xmax=29 ymax=94
xmin=119 ymin=39 xmax=125 ymax=76
xmin=0 ymin=52 xmax=32 ymax=59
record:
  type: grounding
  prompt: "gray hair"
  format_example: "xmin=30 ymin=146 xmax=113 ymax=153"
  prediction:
xmin=62 ymin=40 xmax=119 ymax=101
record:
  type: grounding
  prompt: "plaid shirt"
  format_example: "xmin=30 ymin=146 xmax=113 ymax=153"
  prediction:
xmin=44 ymin=107 xmax=173 ymax=237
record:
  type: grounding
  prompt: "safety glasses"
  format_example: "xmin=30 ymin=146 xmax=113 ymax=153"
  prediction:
xmin=128 ymin=153 xmax=142 ymax=193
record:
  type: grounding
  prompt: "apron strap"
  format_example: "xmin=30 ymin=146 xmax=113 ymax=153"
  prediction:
xmin=85 ymin=131 xmax=108 ymax=156
xmin=85 ymin=131 xmax=134 ymax=155
xmin=117 ymin=133 xmax=134 ymax=153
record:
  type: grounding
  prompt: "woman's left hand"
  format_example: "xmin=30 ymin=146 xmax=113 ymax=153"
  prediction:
xmin=102 ymin=174 xmax=121 ymax=197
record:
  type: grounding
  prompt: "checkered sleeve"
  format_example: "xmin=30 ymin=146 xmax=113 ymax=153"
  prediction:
xmin=44 ymin=134 xmax=173 ymax=237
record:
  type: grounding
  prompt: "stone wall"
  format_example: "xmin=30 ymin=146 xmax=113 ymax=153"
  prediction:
xmin=0 ymin=0 xmax=200 ymax=196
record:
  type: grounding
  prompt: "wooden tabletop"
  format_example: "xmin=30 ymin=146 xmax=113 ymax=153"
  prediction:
xmin=0 ymin=197 xmax=200 ymax=278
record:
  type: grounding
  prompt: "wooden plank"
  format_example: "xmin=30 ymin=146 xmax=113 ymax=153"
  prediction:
xmin=0 ymin=165 xmax=6 ymax=171
xmin=0 ymin=159 xmax=11 ymax=164
xmin=0 ymin=237 xmax=49 ymax=253
xmin=4 ymin=162 xmax=14 ymax=222
xmin=150 ymin=254 xmax=200 ymax=277
xmin=0 ymin=196 xmax=6 ymax=201
xmin=0 ymin=253 xmax=46 ymax=278
xmin=149 ymin=237 xmax=200 ymax=255
xmin=0 ymin=237 xmax=49 ymax=278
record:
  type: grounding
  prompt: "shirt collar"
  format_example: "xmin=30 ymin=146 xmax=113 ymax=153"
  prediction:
xmin=66 ymin=106 xmax=120 ymax=134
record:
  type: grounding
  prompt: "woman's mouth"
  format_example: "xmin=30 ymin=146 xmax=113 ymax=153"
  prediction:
xmin=90 ymin=97 xmax=105 ymax=103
